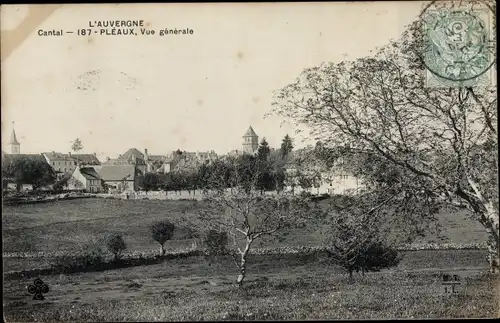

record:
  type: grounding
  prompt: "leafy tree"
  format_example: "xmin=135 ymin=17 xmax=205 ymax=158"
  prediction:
xmin=280 ymin=134 xmax=294 ymax=158
xmin=196 ymin=157 xmax=320 ymax=286
xmin=2 ymin=156 xmax=56 ymax=191
xmin=150 ymin=220 xmax=175 ymax=256
xmin=140 ymin=172 xmax=161 ymax=192
xmin=268 ymin=150 xmax=287 ymax=193
xmin=71 ymin=138 xmax=84 ymax=153
xmin=257 ymin=138 xmax=271 ymax=161
xmin=256 ymin=168 xmax=275 ymax=193
xmin=297 ymin=170 xmax=313 ymax=192
xmin=273 ymin=169 xmax=286 ymax=193
xmin=104 ymin=233 xmax=127 ymax=261
xmin=271 ymin=2 xmax=499 ymax=273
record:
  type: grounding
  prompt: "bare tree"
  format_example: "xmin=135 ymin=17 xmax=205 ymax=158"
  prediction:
xmin=196 ymin=156 xmax=317 ymax=286
xmin=271 ymin=3 xmax=498 ymax=272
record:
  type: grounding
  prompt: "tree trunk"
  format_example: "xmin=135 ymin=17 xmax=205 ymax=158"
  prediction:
xmin=348 ymin=269 xmax=354 ymax=283
xmin=480 ymin=203 xmax=499 ymax=273
xmin=236 ymin=238 xmax=253 ymax=286
xmin=236 ymin=264 xmax=246 ymax=286
xmin=487 ymin=240 xmax=499 ymax=274
xmin=160 ymin=244 xmax=165 ymax=256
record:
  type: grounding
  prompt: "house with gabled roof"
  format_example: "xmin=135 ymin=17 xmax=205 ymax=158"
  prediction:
xmin=104 ymin=148 xmax=147 ymax=174
xmin=68 ymin=165 xmax=103 ymax=193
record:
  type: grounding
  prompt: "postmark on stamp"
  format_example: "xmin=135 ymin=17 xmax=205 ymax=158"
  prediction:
xmin=422 ymin=1 xmax=496 ymax=88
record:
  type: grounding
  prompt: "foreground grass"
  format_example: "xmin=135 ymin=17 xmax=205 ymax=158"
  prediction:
xmin=4 ymin=250 xmax=498 ymax=321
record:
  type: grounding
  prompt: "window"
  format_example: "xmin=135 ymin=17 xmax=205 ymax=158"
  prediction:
xmin=52 ymin=162 xmax=55 ymax=166
xmin=64 ymin=168 xmax=66 ymax=172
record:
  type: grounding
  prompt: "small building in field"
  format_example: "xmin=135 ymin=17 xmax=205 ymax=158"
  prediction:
xmin=68 ymin=166 xmax=103 ymax=193
xmin=98 ymin=165 xmax=139 ymax=192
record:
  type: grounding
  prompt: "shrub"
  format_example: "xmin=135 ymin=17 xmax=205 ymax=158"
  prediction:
xmin=354 ymin=241 xmax=400 ymax=273
xmin=151 ymin=220 xmax=175 ymax=255
xmin=105 ymin=233 xmax=127 ymax=261
xmin=325 ymin=210 xmax=401 ymax=281
xmin=203 ymin=230 xmax=228 ymax=256
xmin=327 ymin=239 xmax=401 ymax=281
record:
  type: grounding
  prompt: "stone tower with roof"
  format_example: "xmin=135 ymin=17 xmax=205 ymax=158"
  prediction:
xmin=242 ymin=126 xmax=259 ymax=154
xmin=10 ymin=122 xmax=20 ymax=155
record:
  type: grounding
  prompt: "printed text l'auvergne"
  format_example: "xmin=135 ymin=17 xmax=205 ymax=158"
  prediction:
xmin=88 ymin=20 xmax=146 ymax=28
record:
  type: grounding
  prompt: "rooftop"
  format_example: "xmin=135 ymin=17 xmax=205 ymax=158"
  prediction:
xmin=243 ymin=126 xmax=258 ymax=138
xmin=78 ymin=167 xmax=102 ymax=180
xmin=98 ymin=165 xmax=137 ymax=182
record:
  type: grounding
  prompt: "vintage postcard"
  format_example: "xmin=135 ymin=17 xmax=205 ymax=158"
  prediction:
xmin=2 ymin=1 xmax=498 ymax=321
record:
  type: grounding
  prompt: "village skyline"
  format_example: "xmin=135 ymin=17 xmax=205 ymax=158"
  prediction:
xmin=2 ymin=121 xmax=310 ymax=161
xmin=1 ymin=2 xmax=422 ymax=160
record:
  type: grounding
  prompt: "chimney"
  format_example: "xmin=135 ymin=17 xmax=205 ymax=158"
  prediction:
xmin=93 ymin=152 xmax=97 ymax=157
xmin=145 ymin=148 xmax=148 ymax=155
xmin=68 ymin=152 xmax=72 ymax=157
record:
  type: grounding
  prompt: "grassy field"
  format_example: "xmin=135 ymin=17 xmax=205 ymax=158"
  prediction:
xmin=2 ymin=198 xmax=497 ymax=320
xmin=2 ymin=198 xmax=489 ymax=256
xmin=3 ymin=250 xmax=498 ymax=321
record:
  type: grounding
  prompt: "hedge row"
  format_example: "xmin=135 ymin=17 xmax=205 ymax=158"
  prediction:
xmin=248 ymin=242 xmax=489 ymax=255
xmin=2 ymin=245 xmax=199 ymax=259
xmin=3 ymin=242 xmax=488 ymax=259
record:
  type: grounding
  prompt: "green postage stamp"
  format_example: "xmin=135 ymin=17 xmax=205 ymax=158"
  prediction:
xmin=422 ymin=1 xmax=496 ymax=88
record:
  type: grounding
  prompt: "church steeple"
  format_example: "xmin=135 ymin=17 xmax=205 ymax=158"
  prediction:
xmin=10 ymin=122 xmax=20 ymax=154
xmin=242 ymin=125 xmax=259 ymax=154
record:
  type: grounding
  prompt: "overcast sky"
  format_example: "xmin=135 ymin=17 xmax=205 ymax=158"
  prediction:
xmin=1 ymin=2 xmax=424 ymax=161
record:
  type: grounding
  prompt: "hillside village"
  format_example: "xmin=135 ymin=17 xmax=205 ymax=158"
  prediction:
xmin=2 ymin=124 xmax=362 ymax=196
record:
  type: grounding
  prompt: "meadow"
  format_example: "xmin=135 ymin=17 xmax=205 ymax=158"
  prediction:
xmin=2 ymin=198 xmax=489 ymax=255
xmin=3 ymin=198 xmax=498 ymax=320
